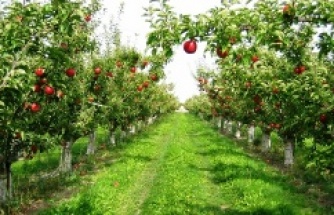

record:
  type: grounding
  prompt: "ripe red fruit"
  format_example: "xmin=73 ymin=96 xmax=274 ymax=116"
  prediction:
xmin=66 ymin=68 xmax=76 ymax=77
xmin=320 ymin=114 xmax=327 ymax=123
xmin=272 ymin=87 xmax=279 ymax=94
xmin=44 ymin=86 xmax=55 ymax=95
xmin=294 ymin=66 xmax=301 ymax=74
xmin=15 ymin=132 xmax=22 ymax=139
xmin=137 ymin=85 xmax=143 ymax=92
xmin=94 ymin=85 xmax=101 ymax=91
xmin=143 ymin=81 xmax=149 ymax=88
xmin=31 ymin=145 xmax=38 ymax=154
xmin=130 ymin=67 xmax=136 ymax=73
xmin=85 ymin=14 xmax=91 ymax=22
xmin=253 ymin=95 xmax=262 ymax=104
xmin=35 ymin=68 xmax=44 ymax=77
xmin=39 ymin=78 xmax=47 ymax=85
xmin=116 ymin=61 xmax=123 ymax=68
xmin=60 ymin=42 xmax=68 ymax=50
xmin=142 ymin=60 xmax=149 ymax=68
xmin=30 ymin=103 xmax=41 ymax=113
xmin=283 ymin=4 xmax=290 ymax=14
xmin=251 ymin=55 xmax=259 ymax=63
xmin=94 ymin=67 xmax=102 ymax=75
xmin=183 ymin=39 xmax=197 ymax=54
xmin=299 ymin=65 xmax=306 ymax=73
xmin=33 ymin=84 xmax=41 ymax=92
xmin=150 ymin=74 xmax=158 ymax=81
xmin=106 ymin=72 xmax=113 ymax=77
xmin=216 ymin=48 xmax=228 ymax=58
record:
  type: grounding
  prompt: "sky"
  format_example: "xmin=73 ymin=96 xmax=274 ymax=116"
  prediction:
xmin=100 ymin=0 xmax=222 ymax=102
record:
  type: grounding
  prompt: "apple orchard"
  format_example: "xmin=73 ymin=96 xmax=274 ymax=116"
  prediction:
xmin=0 ymin=0 xmax=178 ymax=202
xmin=146 ymin=0 xmax=334 ymax=178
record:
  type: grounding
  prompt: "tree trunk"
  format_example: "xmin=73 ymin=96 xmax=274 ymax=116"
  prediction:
xmin=227 ymin=121 xmax=233 ymax=134
xmin=217 ymin=117 xmax=222 ymax=129
xmin=108 ymin=131 xmax=116 ymax=146
xmin=120 ymin=130 xmax=127 ymax=142
xmin=59 ymin=140 xmax=73 ymax=173
xmin=86 ymin=130 xmax=96 ymax=155
xmin=284 ymin=140 xmax=294 ymax=165
xmin=130 ymin=125 xmax=136 ymax=135
xmin=148 ymin=117 xmax=153 ymax=125
xmin=235 ymin=122 xmax=241 ymax=139
xmin=248 ymin=124 xmax=255 ymax=144
xmin=0 ymin=162 xmax=11 ymax=202
xmin=261 ymin=132 xmax=271 ymax=152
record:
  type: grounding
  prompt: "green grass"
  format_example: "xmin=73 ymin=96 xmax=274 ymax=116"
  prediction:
xmin=11 ymin=113 xmax=331 ymax=214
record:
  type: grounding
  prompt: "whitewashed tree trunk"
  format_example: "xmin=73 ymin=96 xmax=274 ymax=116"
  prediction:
xmin=120 ymin=130 xmax=127 ymax=142
xmin=227 ymin=121 xmax=233 ymax=134
xmin=0 ymin=165 xmax=11 ymax=202
xmin=0 ymin=176 xmax=7 ymax=202
xmin=217 ymin=117 xmax=222 ymax=129
xmin=248 ymin=125 xmax=255 ymax=144
xmin=130 ymin=125 xmax=136 ymax=135
xmin=59 ymin=140 xmax=73 ymax=173
xmin=284 ymin=140 xmax=294 ymax=165
xmin=235 ymin=122 xmax=241 ymax=139
xmin=86 ymin=130 xmax=96 ymax=155
xmin=137 ymin=121 xmax=143 ymax=132
xmin=261 ymin=133 xmax=271 ymax=152
xmin=148 ymin=117 xmax=153 ymax=125
xmin=108 ymin=131 xmax=116 ymax=146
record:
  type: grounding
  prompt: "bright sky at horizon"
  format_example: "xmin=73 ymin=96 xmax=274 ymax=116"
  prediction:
xmin=100 ymin=0 xmax=222 ymax=102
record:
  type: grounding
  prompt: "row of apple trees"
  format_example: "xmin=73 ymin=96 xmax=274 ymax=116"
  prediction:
xmin=0 ymin=0 xmax=178 ymax=202
xmin=145 ymin=0 xmax=334 ymax=178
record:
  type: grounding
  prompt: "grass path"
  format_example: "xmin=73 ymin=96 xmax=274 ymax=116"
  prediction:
xmin=38 ymin=113 xmax=328 ymax=215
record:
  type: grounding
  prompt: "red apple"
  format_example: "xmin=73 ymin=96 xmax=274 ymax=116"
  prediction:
xmin=251 ymin=55 xmax=259 ymax=63
xmin=137 ymin=85 xmax=143 ymax=92
xmin=30 ymin=103 xmax=41 ymax=113
xmin=142 ymin=60 xmax=149 ymax=68
xmin=94 ymin=67 xmax=102 ymax=75
xmin=272 ymin=87 xmax=279 ymax=94
xmin=35 ymin=68 xmax=44 ymax=77
xmin=320 ymin=114 xmax=327 ymax=123
xmin=216 ymin=48 xmax=228 ymax=58
xmin=94 ymin=85 xmax=101 ymax=91
xmin=44 ymin=85 xmax=55 ymax=95
xmin=31 ymin=145 xmax=38 ymax=154
xmin=150 ymin=74 xmax=158 ymax=81
xmin=116 ymin=61 xmax=123 ymax=68
xmin=299 ymin=65 xmax=306 ymax=73
xmin=283 ymin=4 xmax=290 ymax=14
xmin=183 ymin=39 xmax=197 ymax=54
xmin=143 ymin=81 xmax=149 ymax=88
xmin=130 ymin=67 xmax=136 ymax=73
xmin=66 ymin=68 xmax=76 ymax=77
xmin=245 ymin=81 xmax=251 ymax=89
xmin=33 ymin=84 xmax=41 ymax=92
xmin=39 ymin=78 xmax=47 ymax=85
xmin=106 ymin=72 xmax=113 ymax=77
xmin=85 ymin=14 xmax=91 ymax=22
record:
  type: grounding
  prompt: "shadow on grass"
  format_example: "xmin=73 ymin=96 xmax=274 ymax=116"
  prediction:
xmin=171 ymin=200 xmax=295 ymax=215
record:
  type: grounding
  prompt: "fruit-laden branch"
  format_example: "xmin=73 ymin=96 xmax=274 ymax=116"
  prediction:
xmin=0 ymin=42 xmax=32 ymax=91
